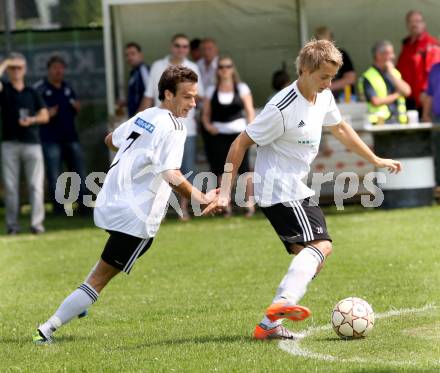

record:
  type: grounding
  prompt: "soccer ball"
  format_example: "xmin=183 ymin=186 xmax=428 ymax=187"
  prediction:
xmin=331 ymin=297 xmax=374 ymax=339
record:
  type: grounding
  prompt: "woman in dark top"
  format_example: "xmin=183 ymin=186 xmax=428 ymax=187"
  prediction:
xmin=202 ymin=56 xmax=255 ymax=216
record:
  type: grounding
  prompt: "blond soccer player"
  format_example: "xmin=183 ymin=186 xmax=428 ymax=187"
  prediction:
xmin=204 ymin=40 xmax=401 ymax=340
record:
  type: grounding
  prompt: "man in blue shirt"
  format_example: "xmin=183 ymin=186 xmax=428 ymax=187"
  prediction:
xmin=35 ymin=55 xmax=87 ymax=215
xmin=124 ymin=42 xmax=149 ymax=117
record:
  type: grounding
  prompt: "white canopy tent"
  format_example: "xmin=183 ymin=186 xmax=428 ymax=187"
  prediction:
xmin=102 ymin=0 xmax=305 ymax=115
xmin=102 ymin=0 xmax=440 ymax=115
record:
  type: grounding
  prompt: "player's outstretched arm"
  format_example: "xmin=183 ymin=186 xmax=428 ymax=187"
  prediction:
xmin=104 ymin=132 xmax=119 ymax=152
xmin=202 ymin=131 xmax=255 ymax=215
xmin=162 ymin=169 xmax=218 ymax=208
xmin=330 ymin=121 xmax=402 ymax=174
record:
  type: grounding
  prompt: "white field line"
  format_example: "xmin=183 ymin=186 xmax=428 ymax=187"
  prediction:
xmin=278 ymin=304 xmax=438 ymax=367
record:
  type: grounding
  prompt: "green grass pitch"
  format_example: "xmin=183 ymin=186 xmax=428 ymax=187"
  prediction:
xmin=0 ymin=206 xmax=439 ymax=372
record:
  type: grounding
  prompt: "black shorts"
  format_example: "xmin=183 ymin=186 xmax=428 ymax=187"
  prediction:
xmin=261 ymin=198 xmax=331 ymax=254
xmin=101 ymin=230 xmax=154 ymax=274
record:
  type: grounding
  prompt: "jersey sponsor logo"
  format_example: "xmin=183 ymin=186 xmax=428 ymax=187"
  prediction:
xmin=297 ymin=140 xmax=314 ymax=144
xmin=297 ymin=137 xmax=319 ymax=145
xmin=298 ymin=120 xmax=306 ymax=128
xmin=135 ymin=117 xmax=155 ymax=133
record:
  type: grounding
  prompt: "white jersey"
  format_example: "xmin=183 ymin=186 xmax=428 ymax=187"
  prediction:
xmin=94 ymin=107 xmax=187 ymax=238
xmin=246 ymin=81 xmax=342 ymax=207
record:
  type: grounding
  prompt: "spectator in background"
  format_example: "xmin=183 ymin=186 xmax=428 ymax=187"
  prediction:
xmin=422 ymin=62 xmax=440 ymax=185
xmin=34 ymin=54 xmax=88 ymax=216
xmin=197 ymin=38 xmax=219 ymax=91
xmin=359 ymin=41 xmax=411 ymax=124
xmin=197 ymin=38 xmax=220 ymax=177
xmin=314 ymin=26 xmax=356 ymax=102
xmin=190 ymin=38 xmax=202 ymax=62
xmin=0 ymin=53 xmax=49 ymax=234
xmin=270 ymin=68 xmax=291 ymax=99
xmin=142 ymin=34 xmax=204 ymax=221
xmin=202 ymin=56 xmax=255 ymax=217
xmin=397 ymin=10 xmax=440 ymax=113
xmin=124 ymin=42 xmax=149 ymax=117
xmin=423 ymin=63 xmax=440 ymax=122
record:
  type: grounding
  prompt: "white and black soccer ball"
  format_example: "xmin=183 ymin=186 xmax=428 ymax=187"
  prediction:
xmin=331 ymin=297 xmax=374 ymax=339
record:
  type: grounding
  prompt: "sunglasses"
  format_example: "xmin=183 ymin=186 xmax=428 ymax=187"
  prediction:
xmin=8 ymin=65 xmax=24 ymax=70
xmin=218 ymin=64 xmax=233 ymax=69
xmin=173 ymin=43 xmax=189 ymax=49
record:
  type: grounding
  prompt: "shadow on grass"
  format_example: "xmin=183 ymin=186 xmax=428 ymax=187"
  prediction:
xmin=350 ymin=369 xmax=423 ymax=373
xmin=315 ymin=336 xmax=344 ymax=342
xmin=50 ymin=335 xmax=94 ymax=343
xmin=315 ymin=336 xmax=367 ymax=342
xmin=112 ymin=334 xmax=249 ymax=350
xmin=0 ymin=334 xmax=92 ymax=345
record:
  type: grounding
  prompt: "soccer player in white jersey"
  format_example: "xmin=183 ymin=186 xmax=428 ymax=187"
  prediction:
xmin=204 ymin=40 xmax=402 ymax=340
xmin=33 ymin=66 xmax=217 ymax=344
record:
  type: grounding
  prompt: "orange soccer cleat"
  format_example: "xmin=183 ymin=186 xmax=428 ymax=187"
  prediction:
xmin=265 ymin=301 xmax=311 ymax=322
xmin=253 ymin=323 xmax=296 ymax=340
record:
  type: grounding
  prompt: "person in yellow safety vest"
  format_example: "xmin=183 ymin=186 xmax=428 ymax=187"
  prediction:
xmin=358 ymin=40 xmax=412 ymax=124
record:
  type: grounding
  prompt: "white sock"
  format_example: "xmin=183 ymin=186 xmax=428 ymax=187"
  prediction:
xmin=273 ymin=245 xmax=324 ymax=305
xmin=260 ymin=246 xmax=324 ymax=328
xmin=39 ymin=283 xmax=99 ymax=338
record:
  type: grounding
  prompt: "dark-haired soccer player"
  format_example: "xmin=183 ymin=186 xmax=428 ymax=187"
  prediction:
xmin=33 ymin=66 xmax=217 ymax=344
xmin=204 ymin=40 xmax=401 ymax=340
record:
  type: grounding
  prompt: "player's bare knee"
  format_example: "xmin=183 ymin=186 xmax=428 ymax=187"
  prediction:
xmin=319 ymin=241 xmax=332 ymax=257
xmin=322 ymin=241 xmax=333 ymax=257
xmin=309 ymin=240 xmax=332 ymax=258
xmin=325 ymin=241 xmax=333 ymax=257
